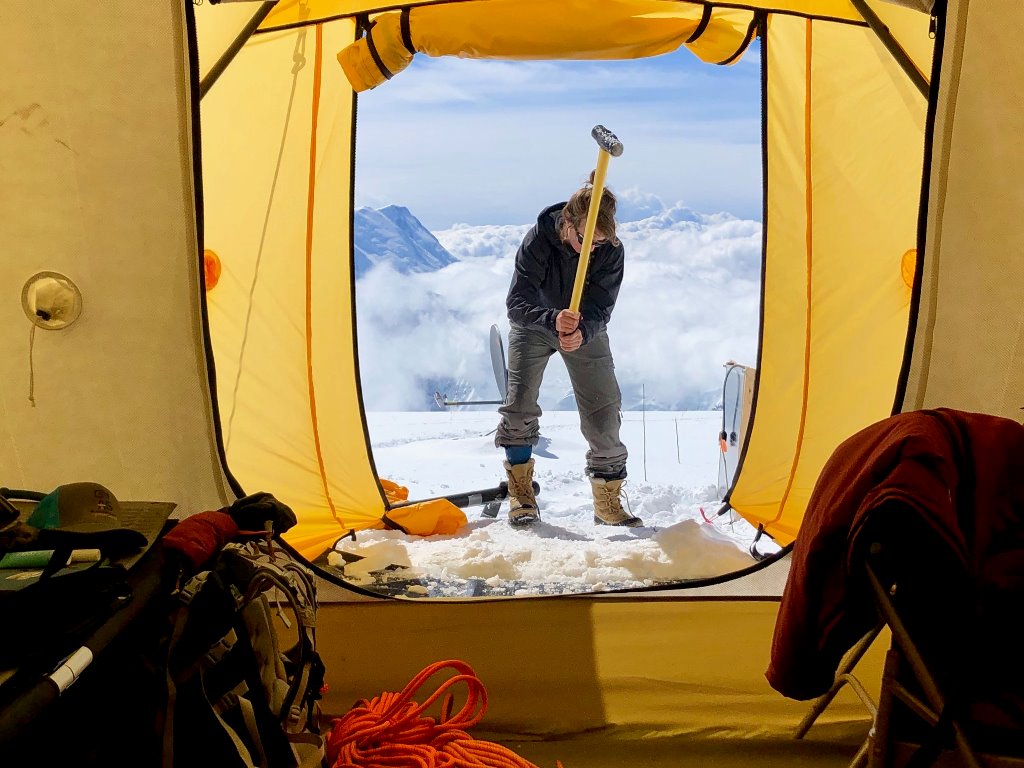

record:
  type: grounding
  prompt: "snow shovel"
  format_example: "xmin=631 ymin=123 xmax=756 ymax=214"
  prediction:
xmin=389 ymin=480 xmax=540 ymax=516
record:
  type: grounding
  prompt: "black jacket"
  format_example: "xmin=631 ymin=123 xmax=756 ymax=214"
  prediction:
xmin=506 ymin=203 xmax=625 ymax=344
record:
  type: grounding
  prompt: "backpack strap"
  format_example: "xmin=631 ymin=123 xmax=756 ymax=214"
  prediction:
xmin=162 ymin=568 xmax=210 ymax=768
xmin=222 ymin=542 xmax=320 ymax=728
xmin=162 ymin=537 xmax=322 ymax=768
xmin=164 ymin=565 xmax=298 ymax=768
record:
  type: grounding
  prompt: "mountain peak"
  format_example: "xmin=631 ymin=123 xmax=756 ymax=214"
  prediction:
xmin=354 ymin=205 xmax=456 ymax=277
xmin=378 ymin=204 xmax=413 ymax=218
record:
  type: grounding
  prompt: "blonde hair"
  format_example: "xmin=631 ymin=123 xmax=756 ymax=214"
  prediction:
xmin=559 ymin=170 xmax=619 ymax=247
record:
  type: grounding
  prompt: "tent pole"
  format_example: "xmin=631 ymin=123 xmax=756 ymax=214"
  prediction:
xmin=199 ymin=1 xmax=277 ymax=100
xmin=850 ymin=0 xmax=929 ymax=98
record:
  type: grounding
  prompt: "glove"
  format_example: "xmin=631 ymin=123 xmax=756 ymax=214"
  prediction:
xmin=162 ymin=510 xmax=239 ymax=571
xmin=225 ymin=492 xmax=297 ymax=535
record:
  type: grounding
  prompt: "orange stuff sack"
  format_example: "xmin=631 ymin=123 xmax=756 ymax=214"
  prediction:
xmin=382 ymin=498 xmax=467 ymax=536
xmin=376 ymin=479 xmax=466 ymax=535
xmin=379 ymin=478 xmax=410 ymax=505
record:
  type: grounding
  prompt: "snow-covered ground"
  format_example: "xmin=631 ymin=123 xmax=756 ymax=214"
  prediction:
xmin=330 ymin=409 xmax=781 ymax=597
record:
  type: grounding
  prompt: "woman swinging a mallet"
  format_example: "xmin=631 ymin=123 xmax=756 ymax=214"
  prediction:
xmin=495 ymin=126 xmax=641 ymax=528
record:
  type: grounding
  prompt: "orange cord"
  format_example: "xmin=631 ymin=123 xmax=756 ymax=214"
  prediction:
xmin=325 ymin=660 xmax=563 ymax=768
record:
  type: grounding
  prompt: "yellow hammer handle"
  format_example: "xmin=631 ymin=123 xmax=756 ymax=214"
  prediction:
xmin=568 ymin=149 xmax=611 ymax=314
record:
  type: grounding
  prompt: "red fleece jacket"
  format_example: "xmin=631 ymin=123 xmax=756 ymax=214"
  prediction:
xmin=766 ymin=408 xmax=1024 ymax=700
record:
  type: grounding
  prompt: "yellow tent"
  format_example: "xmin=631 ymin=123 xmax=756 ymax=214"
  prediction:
xmin=5 ymin=0 xmax=1022 ymax=763
xmin=195 ymin=0 xmax=934 ymax=559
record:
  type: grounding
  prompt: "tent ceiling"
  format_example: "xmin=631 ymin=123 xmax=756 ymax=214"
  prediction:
xmin=335 ymin=1 xmax=760 ymax=92
xmin=260 ymin=0 xmax=873 ymax=33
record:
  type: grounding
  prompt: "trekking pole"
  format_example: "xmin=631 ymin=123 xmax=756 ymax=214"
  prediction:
xmin=388 ymin=481 xmax=540 ymax=512
xmin=433 ymin=392 xmax=502 ymax=408
xmin=568 ymin=125 xmax=623 ymax=313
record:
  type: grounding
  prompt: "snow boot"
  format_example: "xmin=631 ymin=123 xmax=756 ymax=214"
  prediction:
xmin=504 ymin=459 xmax=539 ymax=526
xmin=590 ymin=477 xmax=643 ymax=527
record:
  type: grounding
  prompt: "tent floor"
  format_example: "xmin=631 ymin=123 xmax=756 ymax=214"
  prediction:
xmin=489 ymin=722 xmax=871 ymax=767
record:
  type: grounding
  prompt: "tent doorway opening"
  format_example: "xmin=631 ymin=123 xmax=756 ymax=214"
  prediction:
xmin=345 ymin=48 xmax=778 ymax=598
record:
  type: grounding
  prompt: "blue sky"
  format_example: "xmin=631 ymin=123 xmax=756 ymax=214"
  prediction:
xmin=353 ymin=41 xmax=763 ymax=230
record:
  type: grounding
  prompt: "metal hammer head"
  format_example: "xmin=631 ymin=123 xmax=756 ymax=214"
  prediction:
xmin=591 ymin=125 xmax=624 ymax=157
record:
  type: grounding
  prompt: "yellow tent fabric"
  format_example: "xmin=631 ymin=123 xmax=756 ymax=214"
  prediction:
xmin=198 ymin=15 xmax=388 ymax=561
xmin=194 ymin=0 xmax=935 ymax=558
xmin=726 ymin=11 xmax=929 ymax=544
xmin=196 ymin=13 xmax=471 ymax=558
xmin=262 ymin=0 xmax=874 ymax=31
xmin=337 ymin=1 xmax=758 ymax=92
xmin=317 ymin=595 xmax=889 ymax=739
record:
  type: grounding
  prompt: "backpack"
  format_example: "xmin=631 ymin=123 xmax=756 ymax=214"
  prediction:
xmin=164 ymin=537 xmax=325 ymax=768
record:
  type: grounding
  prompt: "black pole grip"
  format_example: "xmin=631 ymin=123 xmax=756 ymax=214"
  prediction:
xmin=591 ymin=125 xmax=624 ymax=157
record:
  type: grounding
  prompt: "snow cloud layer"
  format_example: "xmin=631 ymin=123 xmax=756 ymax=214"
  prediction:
xmin=354 ymin=200 xmax=761 ymax=411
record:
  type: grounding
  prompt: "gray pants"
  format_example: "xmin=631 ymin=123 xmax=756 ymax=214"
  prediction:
xmin=495 ymin=323 xmax=627 ymax=479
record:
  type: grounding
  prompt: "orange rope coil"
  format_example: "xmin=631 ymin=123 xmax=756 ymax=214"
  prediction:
xmin=325 ymin=659 xmax=562 ymax=768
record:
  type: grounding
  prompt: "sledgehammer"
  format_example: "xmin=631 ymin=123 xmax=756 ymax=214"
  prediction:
xmin=568 ymin=125 xmax=624 ymax=313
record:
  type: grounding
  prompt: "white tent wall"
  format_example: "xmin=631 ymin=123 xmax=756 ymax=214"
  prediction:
xmin=0 ymin=0 xmax=232 ymax=513
xmin=902 ymin=0 xmax=1024 ymax=418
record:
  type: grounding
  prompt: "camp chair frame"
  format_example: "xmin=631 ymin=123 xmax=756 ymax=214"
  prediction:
xmin=864 ymin=563 xmax=981 ymax=768
xmin=795 ymin=622 xmax=883 ymax=768
xmin=862 ymin=560 xmax=1024 ymax=768
xmin=794 ymin=500 xmax=1024 ymax=768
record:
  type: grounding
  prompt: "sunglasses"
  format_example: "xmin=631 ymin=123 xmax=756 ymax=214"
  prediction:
xmin=575 ymin=226 xmax=608 ymax=247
